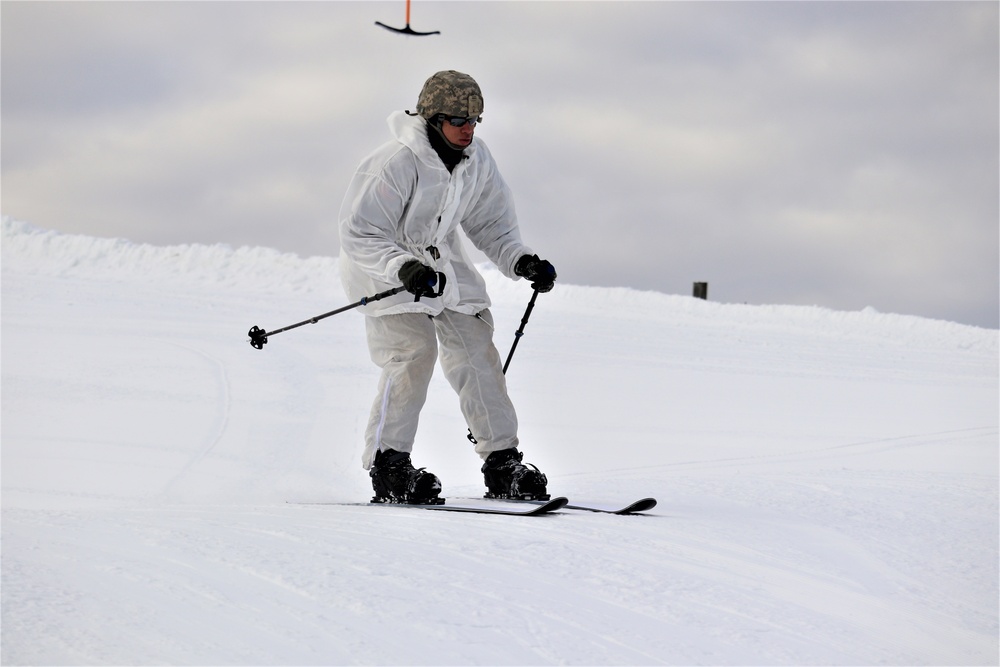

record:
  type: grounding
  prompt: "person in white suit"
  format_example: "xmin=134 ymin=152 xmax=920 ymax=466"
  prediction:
xmin=339 ymin=70 xmax=556 ymax=504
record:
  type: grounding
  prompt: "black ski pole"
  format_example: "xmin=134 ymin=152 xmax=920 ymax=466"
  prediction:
xmin=248 ymin=272 xmax=445 ymax=350
xmin=468 ymin=288 xmax=540 ymax=443
xmin=503 ymin=289 xmax=539 ymax=373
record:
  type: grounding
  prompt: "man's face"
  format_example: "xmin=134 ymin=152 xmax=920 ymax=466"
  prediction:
xmin=440 ymin=116 xmax=477 ymax=147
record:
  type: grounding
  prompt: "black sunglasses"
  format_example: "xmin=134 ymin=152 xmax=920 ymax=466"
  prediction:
xmin=443 ymin=115 xmax=481 ymax=128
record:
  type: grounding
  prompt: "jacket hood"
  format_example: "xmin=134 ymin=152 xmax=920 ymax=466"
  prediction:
xmin=387 ymin=111 xmax=477 ymax=168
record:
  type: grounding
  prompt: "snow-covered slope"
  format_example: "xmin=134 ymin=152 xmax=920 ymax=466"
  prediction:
xmin=2 ymin=218 xmax=997 ymax=665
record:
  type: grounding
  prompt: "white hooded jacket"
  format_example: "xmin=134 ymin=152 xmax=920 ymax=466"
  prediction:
xmin=339 ymin=111 xmax=533 ymax=317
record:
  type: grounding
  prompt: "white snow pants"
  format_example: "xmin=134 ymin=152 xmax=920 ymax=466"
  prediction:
xmin=361 ymin=309 xmax=519 ymax=470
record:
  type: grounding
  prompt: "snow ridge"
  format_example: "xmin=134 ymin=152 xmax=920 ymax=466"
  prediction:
xmin=6 ymin=216 xmax=992 ymax=354
xmin=2 ymin=217 xmax=339 ymax=295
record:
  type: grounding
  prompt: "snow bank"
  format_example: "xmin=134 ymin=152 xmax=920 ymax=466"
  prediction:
xmin=2 ymin=217 xmax=340 ymax=295
xmin=5 ymin=216 xmax=995 ymax=352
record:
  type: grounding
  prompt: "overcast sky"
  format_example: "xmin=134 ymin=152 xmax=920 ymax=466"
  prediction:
xmin=3 ymin=1 xmax=997 ymax=328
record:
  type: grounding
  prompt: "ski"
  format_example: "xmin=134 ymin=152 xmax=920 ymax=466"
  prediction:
xmin=288 ymin=496 xmax=568 ymax=516
xmin=564 ymin=497 xmax=657 ymax=514
xmin=478 ymin=496 xmax=657 ymax=515
xmin=288 ymin=496 xmax=654 ymax=515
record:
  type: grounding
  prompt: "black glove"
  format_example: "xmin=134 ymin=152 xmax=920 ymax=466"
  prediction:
xmin=398 ymin=259 xmax=439 ymax=296
xmin=514 ymin=254 xmax=557 ymax=293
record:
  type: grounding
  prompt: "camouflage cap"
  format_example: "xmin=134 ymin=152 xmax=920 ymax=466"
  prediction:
xmin=415 ymin=70 xmax=484 ymax=120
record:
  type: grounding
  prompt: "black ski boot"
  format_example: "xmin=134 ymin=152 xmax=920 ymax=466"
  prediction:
xmin=370 ymin=449 xmax=443 ymax=504
xmin=481 ymin=448 xmax=549 ymax=500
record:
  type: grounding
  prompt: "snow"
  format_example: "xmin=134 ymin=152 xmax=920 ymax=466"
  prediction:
xmin=2 ymin=216 xmax=997 ymax=665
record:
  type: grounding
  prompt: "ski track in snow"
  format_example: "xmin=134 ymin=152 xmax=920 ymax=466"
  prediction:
xmin=156 ymin=341 xmax=233 ymax=498
xmin=2 ymin=218 xmax=997 ymax=665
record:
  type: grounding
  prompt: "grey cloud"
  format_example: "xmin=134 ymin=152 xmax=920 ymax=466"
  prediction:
xmin=1 ymin=1 xmax=996 ymax=328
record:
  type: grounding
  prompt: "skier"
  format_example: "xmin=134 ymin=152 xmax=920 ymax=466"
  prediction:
xmin=338 ymin=70 xmax=557 ymax=504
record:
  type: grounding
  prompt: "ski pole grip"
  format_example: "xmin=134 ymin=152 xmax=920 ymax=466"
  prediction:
xmin=433 ymin=271 xmax=446 ymax=296
xmin=413 ymin=272 xmax=447 ymax=302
